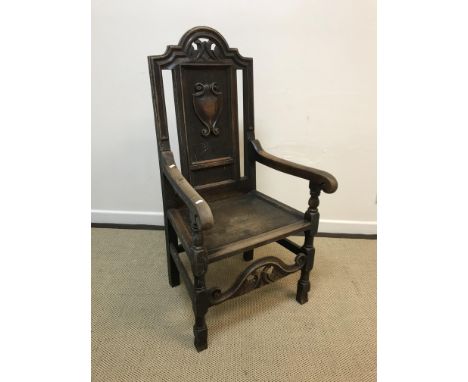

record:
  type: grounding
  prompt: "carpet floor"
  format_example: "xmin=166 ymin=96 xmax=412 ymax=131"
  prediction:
xmin=92 ymin=228 xmax=376 ymax=382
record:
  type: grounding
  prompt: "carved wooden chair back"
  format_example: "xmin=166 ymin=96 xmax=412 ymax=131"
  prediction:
xmin=148 ymin=27 xmax=255 ymax=196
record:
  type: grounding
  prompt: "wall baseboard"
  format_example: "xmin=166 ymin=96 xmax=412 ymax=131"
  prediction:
xmin=91 ymin=209 xmax=164 ymax=225
xmin=318 ymin=219 xmax=376 ymax=235
xmin=91 ymin=209 xmax=376 ymax=235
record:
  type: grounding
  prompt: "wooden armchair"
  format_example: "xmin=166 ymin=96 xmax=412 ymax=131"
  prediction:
xmin=148 ymin=26 xmax=338 ymax=351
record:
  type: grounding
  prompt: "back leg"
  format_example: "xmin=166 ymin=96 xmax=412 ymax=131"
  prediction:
xmin=165 ymin=219 xmax=180 ymax=287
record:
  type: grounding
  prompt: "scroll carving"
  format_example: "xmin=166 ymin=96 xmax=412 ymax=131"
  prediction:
xmin=210 ymin=254 xmax=306 ymax=305
xmin=192 ymin=82 xmax=223 ymax=137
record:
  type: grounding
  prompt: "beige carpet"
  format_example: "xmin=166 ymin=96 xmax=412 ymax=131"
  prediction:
xmin=92 ymin=228 xmax=376 ymax=382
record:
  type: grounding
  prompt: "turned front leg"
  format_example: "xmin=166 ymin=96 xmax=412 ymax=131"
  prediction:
xmin=296 ymin=230 xmax=316 ymax=304
xmin=190 ymin=215 xmax=209 ymax=351
xmin=192 ymin=252 xmax=209 ymax=352
xmin=193 ymin=282 xmax=209 ymax=352
xmin=296 ymin=182 xmax=320 ymax=304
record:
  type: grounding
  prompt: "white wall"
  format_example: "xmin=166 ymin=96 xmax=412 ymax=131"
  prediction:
xmin=92 ymin=0 xmax=376 ymax=233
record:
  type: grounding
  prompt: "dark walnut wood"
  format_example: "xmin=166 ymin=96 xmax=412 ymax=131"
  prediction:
xmin=148 ymin=26 xmax=338 ymax=352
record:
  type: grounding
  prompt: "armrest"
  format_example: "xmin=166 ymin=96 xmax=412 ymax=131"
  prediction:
xmin=250 ymin=139 xmax=338 ymax=194
xmin=161 ymin=151 xmax=214 ymax=230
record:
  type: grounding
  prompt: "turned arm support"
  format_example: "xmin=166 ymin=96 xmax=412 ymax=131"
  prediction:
xmin=250 ymin=139 xmax=338 ymax=194
xmin=161 ymin=151 xmax=214 ymax=230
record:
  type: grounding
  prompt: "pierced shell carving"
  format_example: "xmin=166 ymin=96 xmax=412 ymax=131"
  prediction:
xmin=188 ymin=38 xmax=219 ymax=61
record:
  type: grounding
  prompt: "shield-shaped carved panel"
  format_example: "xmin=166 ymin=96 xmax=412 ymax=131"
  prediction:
xmin=192 ymin=82 xmax=223 ymax=137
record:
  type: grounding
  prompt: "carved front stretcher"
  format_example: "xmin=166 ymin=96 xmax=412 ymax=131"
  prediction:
xmin=148 ymin=26 xmax=338 ymax=351
xmin=210 ymin=254 xmax=306 ymax=305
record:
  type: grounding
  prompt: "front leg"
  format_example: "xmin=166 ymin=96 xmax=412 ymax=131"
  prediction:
xmin=296 ymin=182 xmax=320 ymax=304
xmin=190 ymin=215 xmax=210 ymax=351
xmin=191 ymin=250 xmax=209 ymax=352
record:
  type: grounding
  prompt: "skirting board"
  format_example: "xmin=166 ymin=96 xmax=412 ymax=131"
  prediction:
xmin=91 ymin=210 xmax=164 ymax=226
xmin=91 ymin=209 xmax=376 ymax=235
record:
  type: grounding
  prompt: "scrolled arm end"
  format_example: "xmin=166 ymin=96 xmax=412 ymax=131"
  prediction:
xmin=192 ymin=200 xmax=214 ymax=231
xmin=319 ymin=173 xmax=338 ymax=194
